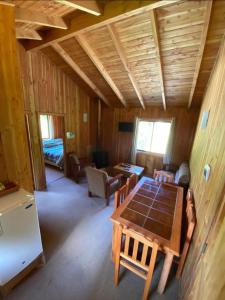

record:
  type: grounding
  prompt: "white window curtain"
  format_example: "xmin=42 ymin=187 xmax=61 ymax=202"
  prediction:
xmin=163 ymin=118 xmax=175 ymax=165
xmin=131 ymin=117 xmax=139 ymax=164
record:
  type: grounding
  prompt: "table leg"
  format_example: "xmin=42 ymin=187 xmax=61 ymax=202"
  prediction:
xmin=111 ymin=223 xmax=118 ymax=263
xmin=158 ymin=252 xmax=174 ymax=294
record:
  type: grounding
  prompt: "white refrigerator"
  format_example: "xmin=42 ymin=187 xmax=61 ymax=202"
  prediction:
xmin=0 ymin=189 xmax=43 ymax=285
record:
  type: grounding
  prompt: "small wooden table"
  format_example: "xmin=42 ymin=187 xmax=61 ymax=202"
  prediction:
xmin=110 ymin=176 xmax=183 ymax=294
xmin=114 ymin=163 xmax=144 ymax=178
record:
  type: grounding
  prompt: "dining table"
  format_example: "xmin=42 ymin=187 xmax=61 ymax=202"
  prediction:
xmin=110 ymin=176 xmax=183 ymax=294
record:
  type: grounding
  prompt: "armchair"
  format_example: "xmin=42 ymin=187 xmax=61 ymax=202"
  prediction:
xmin=85 ymin=166 xmax=122 ymax=206
xmin=68 ymin=152 xmax=94 ymax=183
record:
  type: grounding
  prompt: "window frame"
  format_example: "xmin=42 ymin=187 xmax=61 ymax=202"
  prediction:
xmin=135 ymin=118 xmax=172 ymax=156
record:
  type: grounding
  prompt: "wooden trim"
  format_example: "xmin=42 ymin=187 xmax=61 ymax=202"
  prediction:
xmin=150 ymin=9 xmax=166 ymax=110
xmin=76 ymin=34 xmax=127 ymax=107
xmin=55 ymin=0 xmax=101 ymax=16
xmin=188 ymin=0 xmax=213 ymax=108
xmin=24 ymin=0 xmax=181 ymax=50
xmin=15 ymin=7 xmax=67 ymax=29
xmin=52 ymin=42 xmax=110 ymax=106
xmin=16 ymin=28 xmax=42 ymax=40
xmin=107 ymin=24 xmax=145 ymax=109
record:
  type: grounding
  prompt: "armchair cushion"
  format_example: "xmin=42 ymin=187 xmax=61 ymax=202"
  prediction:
xmin=85 ymin=167 xmax=108 ymax=199
xmin=175 ymin=162 xmax=190 ymax=185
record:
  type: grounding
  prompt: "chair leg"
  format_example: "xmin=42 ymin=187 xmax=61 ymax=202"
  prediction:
xmin=114 ymin=225 xmax=122 ymax=286
xmin=142 ymin=243 xmax=158 ymax=300
xmin=88 ymin=191 xmax=92 ymax=197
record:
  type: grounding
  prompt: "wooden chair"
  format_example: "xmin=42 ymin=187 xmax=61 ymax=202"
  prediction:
xmin=176 ymin=189 xmax=196 ymax=278
xmin=126 ymin=173 xmax=138 ymax=194
xmin=114 ymin=226 xmax=159 ymax=300
xmin=153 ymin=169 xmax=174 ymax=183
xmin=114 ymin=184 xmax=128 ymax=210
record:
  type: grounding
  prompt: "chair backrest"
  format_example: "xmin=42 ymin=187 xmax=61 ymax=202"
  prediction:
xmin=69 ymin=152 xmax=80 ymax=165
xmin=176 ymin=188 xmax=196 ymax=278
xmin=115 ymin=226 xmax=159 ymax=300
xmin=126 ymin=173 xmax=138 ymax=194
xmin=85 ymin=166 xmax=108 ymax=198
xmin=114 ymin=184 xmax=128 ymax=210
xmin=153 ymin=169 xmax=174 ymax=183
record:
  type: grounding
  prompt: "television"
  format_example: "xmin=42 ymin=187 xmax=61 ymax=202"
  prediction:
xmin=118 ymin=122 xmax=134 ymax=132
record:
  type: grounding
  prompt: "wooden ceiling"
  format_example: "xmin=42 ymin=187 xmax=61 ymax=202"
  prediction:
xmin=2 ymin=0 xmax=225 ymax=109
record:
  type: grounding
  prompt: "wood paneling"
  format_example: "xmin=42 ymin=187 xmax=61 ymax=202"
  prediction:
xmin=22 ymin=0 xmax=225 ymax=109
xmin=180 ymin=37 xmax=225 ymax=300
xmin=101 ymin=106 xmax=199 ymax=175
xmin=0 ymin=5 xmax=33 ymax=191
xmin=18 ymin=43 xmax=98 ymax=189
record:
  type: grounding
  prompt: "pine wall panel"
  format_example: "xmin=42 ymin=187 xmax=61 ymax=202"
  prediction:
xmin=180 ymin=37 xmax=225 ymax=300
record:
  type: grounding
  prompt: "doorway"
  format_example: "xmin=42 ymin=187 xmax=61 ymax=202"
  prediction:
xmin=39 ymin=114 xmax=66 ymax=186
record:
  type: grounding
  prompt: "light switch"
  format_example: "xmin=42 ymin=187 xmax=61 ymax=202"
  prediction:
xmin=201 ymin=111 xmax=209 ymax=129
xmin=203 ymin=164 xmax=211 ymax=181
xmin=83 ymin=113 xmax=88 ymax=123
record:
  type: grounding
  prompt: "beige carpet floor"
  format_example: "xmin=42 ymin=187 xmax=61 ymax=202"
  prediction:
xmin=5 ymin=172 xmax=179 ymax=300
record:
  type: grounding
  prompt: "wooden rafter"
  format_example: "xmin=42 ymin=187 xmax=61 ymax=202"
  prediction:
xmin=15 ymin=7 xmax=67 ymax=29
xmin=55 ymin=0 xmax=101 ymax=16
xmin=150 ymin=9 xmax=166 ymax=110
xmin=52 ymin=43 xmax=110 ymax=107
xmin=0 ymin=1 xmax=15 ymax=6
xmin=24 ymin=0 xmax=181 ymax=51
xmin=108 ymin=24 xmax=145 ymax=110
xmin=16 ymin=28 xmax=42 ymax=40
xmin=76 ymin=34 xmax=127 ymax=107
xmin=188 ymin=0 xmax=213 ymax=108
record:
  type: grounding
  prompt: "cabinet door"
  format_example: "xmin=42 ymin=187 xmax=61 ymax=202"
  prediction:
xmin=0 ymin=200 xmax=43 ymax=285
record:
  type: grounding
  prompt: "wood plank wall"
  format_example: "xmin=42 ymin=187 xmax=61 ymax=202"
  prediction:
xmin=0 ymin=5 xmax=33 ymax=191
xmin=18 ymin=44 xmax=98 ymax=189
xmin=180 ymin=37 xmax=225 ymax=300
xmin=101 ymin=106 xmax=199 ymax=175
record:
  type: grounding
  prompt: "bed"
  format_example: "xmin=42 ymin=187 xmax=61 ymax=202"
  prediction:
xmin=42 ymin=138 xmax=64 ymax=169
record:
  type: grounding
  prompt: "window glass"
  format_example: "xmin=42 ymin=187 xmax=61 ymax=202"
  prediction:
xmin=136 ymin=120 xmax=171 ymax=155
xmin=151 ymin=122 xmax=171 ymax=154
xmin=40 ymin=115 xmax=50 ymax=139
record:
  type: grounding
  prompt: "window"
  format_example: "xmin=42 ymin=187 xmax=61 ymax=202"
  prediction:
xmin=136 ymin=120 xmax=171 ymax=155
xmin=40 ymin=115 xmax=53 ymax=139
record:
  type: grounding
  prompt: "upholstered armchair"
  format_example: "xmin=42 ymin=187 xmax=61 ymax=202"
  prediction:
xmin=68 ymin=152 xmax=94 ymax=183
xmin=85 ymin=166 xmax=122 ymax=206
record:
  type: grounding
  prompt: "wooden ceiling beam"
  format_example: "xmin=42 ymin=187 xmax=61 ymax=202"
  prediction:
xmin=76 ymin=34 xmax=127 ymax=107
xmin=15 ymin=7 xmax=67 ymax=29
xmin=188 ymin=0 xmax=213 ymax=109
xmin=107 ymin=24 xmax=145 ymax=110
xmin=55 ymin=0 xmax=101 ymax=16
xmin=150 ymin=9 xmax=166 ymax=111
xmin=24 ymin=0 xmax=181 ymax=51
xmin=16 ymin=28 xmax=42 ymax=40
xmin=0 ymin=1 xmax=15 ymax=6
xmin=52 ymin=43 xmax=110 ymax=107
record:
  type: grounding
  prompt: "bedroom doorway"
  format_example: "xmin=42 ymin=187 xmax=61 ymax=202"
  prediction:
xmin=39 ymin=114 xmax=66 ymax=186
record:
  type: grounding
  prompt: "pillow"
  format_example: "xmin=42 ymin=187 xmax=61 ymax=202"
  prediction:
xmin=177 ymin=162 xmax=190 ymax=185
